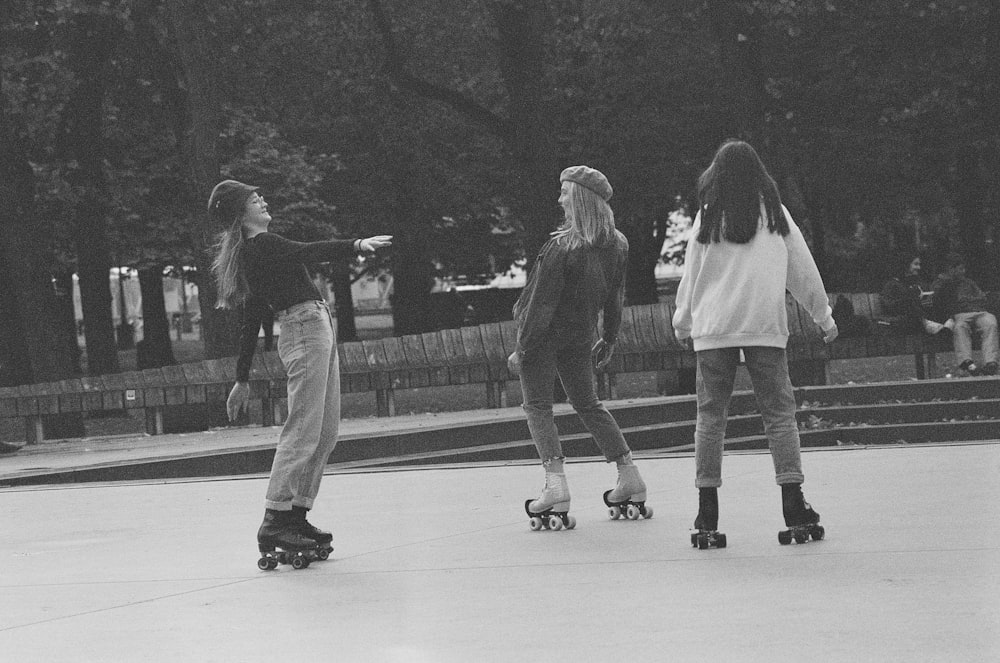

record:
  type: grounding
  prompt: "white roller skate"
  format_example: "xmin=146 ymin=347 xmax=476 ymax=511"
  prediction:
xmin=603 ymin=464 xmax=653 ymax=520
xmin=525 ymin=471 xmax=576 ymax=531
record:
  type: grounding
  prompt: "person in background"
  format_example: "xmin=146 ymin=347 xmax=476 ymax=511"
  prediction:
xmin=508 ymin=166 xmax=651 ymax=531
xmin=930 ymin=252 xmax=998 ymax=376
xmin=209 ymin=179 xmax=392 ymax=566
xmin=672 ymin=139 xmax=838 ymax=548
xmin=879 ymin=255 xmax=953 ymax=335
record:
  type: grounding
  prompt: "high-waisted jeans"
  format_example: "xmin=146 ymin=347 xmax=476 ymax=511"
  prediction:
xmin=694 ymin=346 xmax=804 ymax=488
xmin=265 ymin=300 xmax=340 ymax=511
xmin=519 ymin=341 xmax=630 ymax=463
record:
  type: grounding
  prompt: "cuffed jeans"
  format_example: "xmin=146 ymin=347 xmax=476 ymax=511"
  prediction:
xmin=519 ymin=341 xmax=630 ymax=463
xmin=952 ymin=311 xmax=999 ymax=365
xmin=695 ymin=346 xmax=804 ymax=488
xmin=265 ymin=300 xmax=340 ymax=511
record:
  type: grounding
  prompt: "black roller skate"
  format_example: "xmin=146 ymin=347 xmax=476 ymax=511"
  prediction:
xmin=691 ymin=487 xmax=727 ymax=549
xmin=256 ymin=508 xmax=324 ymax=570
xmin=292 ymin=506 xmax=333 ymax=561
xmin=525 ymin=471 xmax=576 ymax=531
xmin=603 ymin=463 xmax=653 ymax=521
xmin=778 ymin=484 xmax=825 ymax=545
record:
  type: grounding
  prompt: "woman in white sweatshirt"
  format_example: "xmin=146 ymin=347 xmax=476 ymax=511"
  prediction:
xmin=672 ymin=140 xmax=838 ymax=548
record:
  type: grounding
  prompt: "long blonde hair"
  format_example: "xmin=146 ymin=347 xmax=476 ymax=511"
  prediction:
xmin=211 ymin=214 xmax=250 ymax=310
xmin=552 ymin=181 xmax=616 ymax=249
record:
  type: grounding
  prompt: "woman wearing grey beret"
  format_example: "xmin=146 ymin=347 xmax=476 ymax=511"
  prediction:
xmin=509 ymin=166 xmax=652 ymax=531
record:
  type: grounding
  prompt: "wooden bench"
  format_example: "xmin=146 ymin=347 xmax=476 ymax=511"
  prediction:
xmin=2 ymin=292 xmax=995 ymax=443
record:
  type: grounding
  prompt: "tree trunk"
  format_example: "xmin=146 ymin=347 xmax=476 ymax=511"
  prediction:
xmin=63 ymin=9 xmax=120 ymax=375
xmin=621 ymin=214 xmax=668 ymax=305
xmin=372 ymin=0 xmax=562 ymax=266
xmin=0 ymin=257 xmax=32 ymax=387
xmin=952 ymin=149 xmax=988 ymax=285
xmin=390 ymin=216 xmax=437 ymax=336
xmin=0 ymin=96 xmax=85 ymax=437
xmin=137 ymin=266 xmax=176 ymax=369
xmin=706 ymin=2 xmax=766 ymax=143
xmin=330 ymin=261 xmax=358 ymax=342
xmin=0 ymin=109 xmax=76 ymax=386
xmin=165 ymin=0 xmax=235 ymax=359
xmin=75 ymin=200 xmax=118 ymax=374
xmin=489 ymin=0 xmax=562 ymax=263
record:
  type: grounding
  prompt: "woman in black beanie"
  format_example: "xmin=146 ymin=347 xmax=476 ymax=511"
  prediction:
xmin=209 ymin=179 xmax=391 ymax=569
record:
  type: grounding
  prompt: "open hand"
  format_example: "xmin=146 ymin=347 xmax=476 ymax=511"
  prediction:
xmin=359 ymin=235 xmax=393 ymax=252
xmin=226 ymin=382 xmax=250 ymax=422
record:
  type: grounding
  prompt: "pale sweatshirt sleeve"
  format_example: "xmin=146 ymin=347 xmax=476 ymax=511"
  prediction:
xmin=671 ymin=212 xmax=703 ymax=340
xmin=782 ymin=206 xmax=835 ymax=331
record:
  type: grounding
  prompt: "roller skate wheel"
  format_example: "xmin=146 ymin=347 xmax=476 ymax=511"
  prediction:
xmin=626 ymin=504 xmax=639 ymax=520
xmin=257 ymin=557 xmax=271 ymax=571
xmin=811 ymin=526 xmax=825 ymax=541
xmin=566 ymin=515 xmax=576 ymax=530
xmin=793 ymin=531 xmax=808 ymax=544
xmin=644 ymin=505 xmax=653 ymax=519
xmin=778 ymin=530 xmax=792 ymax=545
xmin=291 ymin=555 xmax=309 ymax=570
xmin=716 ymin=533 xmax=727 ymax=548
xmin=317 ymin=548 xmax=330 ymax=561
xmin=690 ymin=532 xmax=699 ymax=547
xmin=548 ymin=515 xmax=563 ymax=531
xmin=697 ymin=534 xmax=709 ymax=550
xmin=529 ymin=517 xmax=544 ymax=531
xmin=608 ymin=506 xmax=621 ymax=520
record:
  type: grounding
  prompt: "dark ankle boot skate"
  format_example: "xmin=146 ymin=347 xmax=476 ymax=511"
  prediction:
xmin=292 ymin=506 xmax=333 ymax=559
xmin=778 ymin=484 xmax=825 ymax=545
xmin=691 ymin=487 xmax=726 ymax=549
xmin=257 ymin=508 xmax=322 ymax=570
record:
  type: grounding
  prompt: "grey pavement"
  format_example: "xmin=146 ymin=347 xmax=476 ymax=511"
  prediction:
xmin=1 ymin=434 xmax=997 ymax=662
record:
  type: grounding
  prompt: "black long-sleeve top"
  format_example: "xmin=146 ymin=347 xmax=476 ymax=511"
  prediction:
xmin=235 ymin=232 xmax=358 ymax=382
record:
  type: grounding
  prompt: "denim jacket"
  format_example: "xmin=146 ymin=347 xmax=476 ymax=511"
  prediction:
xmin=513 ymin=230 xmax=628 ymax=357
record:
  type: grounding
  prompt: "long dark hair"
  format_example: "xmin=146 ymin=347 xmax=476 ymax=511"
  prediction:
xmin=695 ymin=139 xmax=788 ymax=244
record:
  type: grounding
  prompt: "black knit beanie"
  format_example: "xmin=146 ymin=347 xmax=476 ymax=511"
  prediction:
xmin=207 ymin=180 xmax=259 ymax=224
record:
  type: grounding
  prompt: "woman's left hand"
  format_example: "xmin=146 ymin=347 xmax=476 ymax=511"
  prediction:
xmin=591 ymin=339 xmax=615 ymax=372
xmin=359 ymin=235 xmax=393 ymax=252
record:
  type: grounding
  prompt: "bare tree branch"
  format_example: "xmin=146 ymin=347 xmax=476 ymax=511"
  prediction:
xmin=367 ymin=0 xmax=510 ymax=139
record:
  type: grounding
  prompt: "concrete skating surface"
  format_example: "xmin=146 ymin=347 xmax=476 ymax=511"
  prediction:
xmin=1 ymin=442 xmax=998 ymax=662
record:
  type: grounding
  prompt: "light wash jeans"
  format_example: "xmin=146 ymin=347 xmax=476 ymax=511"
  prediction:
xmin=694 ymin=346 xmax=804 ymax=488
xmin=952 ymin=311 xmax=999 ymax=365
xmin=265 ymin=300 xmax=340 ymax=511
xmin=519 ymin=341 xmax=631 ymax=463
